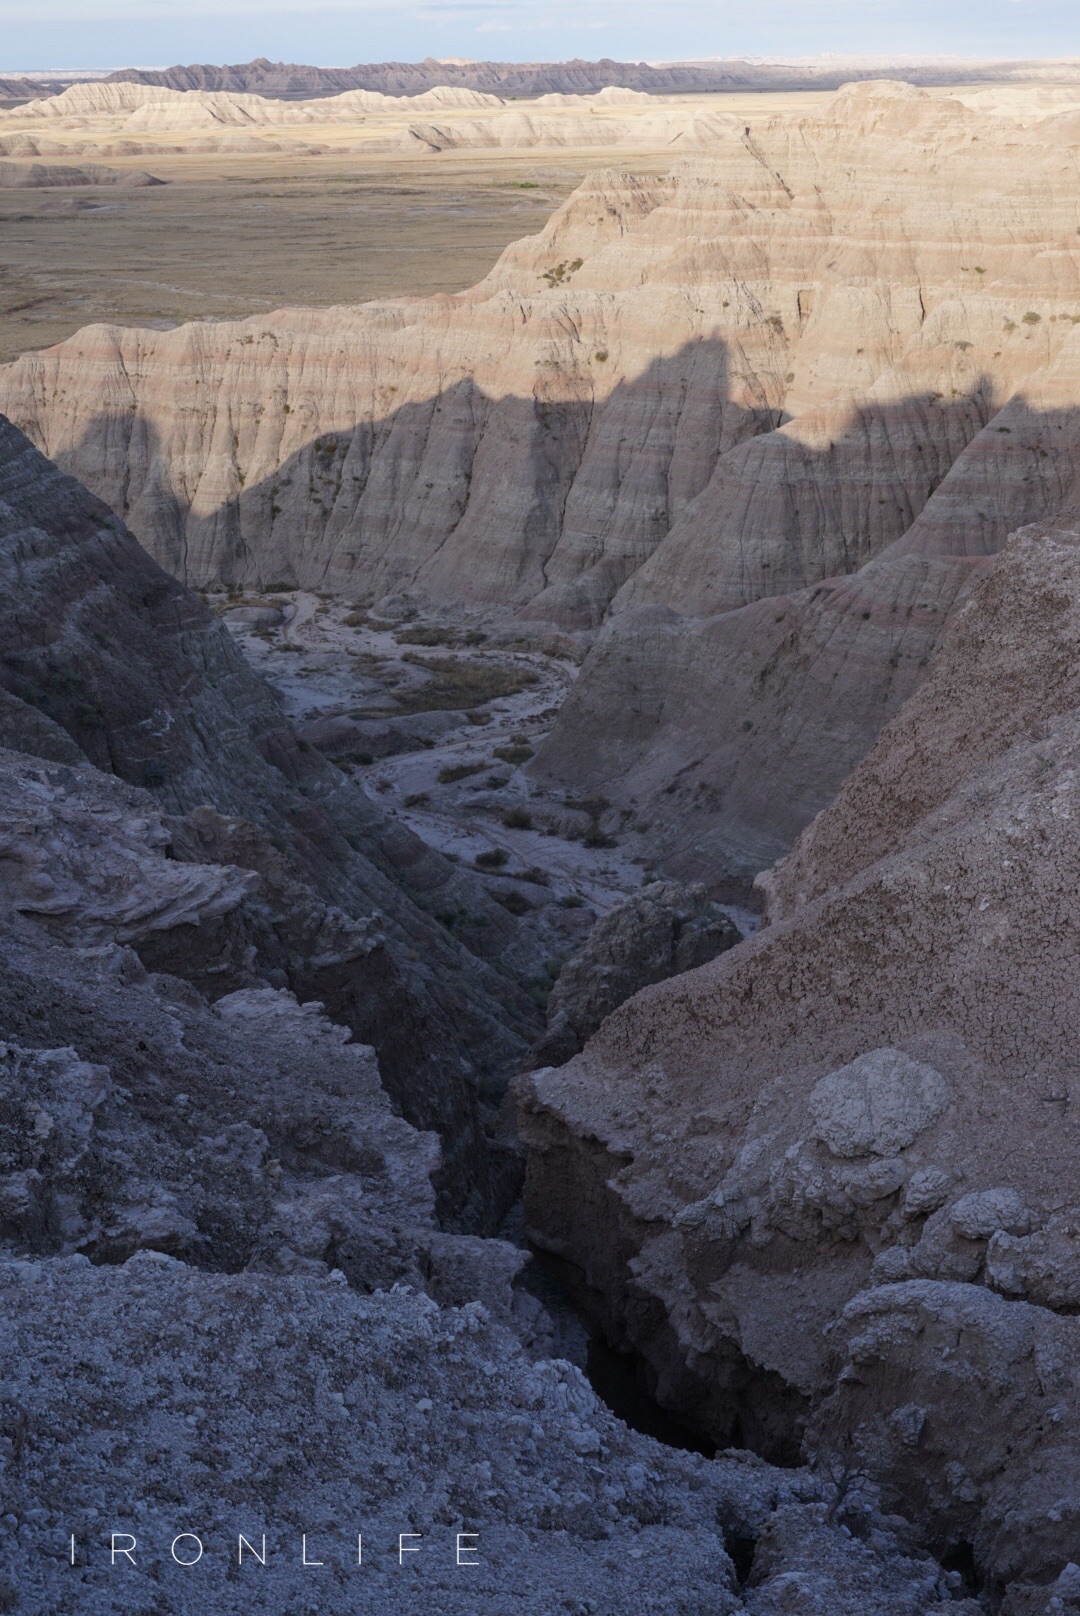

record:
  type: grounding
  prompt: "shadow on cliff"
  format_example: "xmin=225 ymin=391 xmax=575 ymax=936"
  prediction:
xmin=527 ymin=382 xmax=1080 ymax=885
xmin=48 ymin=338 xmax=1015 ymax=630
xmin=54 ymin=342 xmax=1034 ymax=630
xmin=40 ymin=360 xmax=1080 ymax=903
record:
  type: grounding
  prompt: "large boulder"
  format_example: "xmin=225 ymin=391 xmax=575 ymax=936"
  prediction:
xmin=536 ymin=880 xmax=740 ymax=1064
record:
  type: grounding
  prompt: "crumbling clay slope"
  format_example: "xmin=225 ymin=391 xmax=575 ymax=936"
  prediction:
xmin=519 ymin=524 xmax=1080 ymax=1601
xmin=0 ymin=415 xmax=554 ymax=1225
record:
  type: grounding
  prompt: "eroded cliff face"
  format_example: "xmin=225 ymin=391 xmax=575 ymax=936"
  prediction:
xmin=519 ymin=526 xmax=1080 ymax=1602
xmin=4 ymin=81 xmax=1080 ymax=881
xmin=0 ymin=415 xmax=558 ymax=1225
xmin=2 ymin=82 xmax=1077 ymax=621
xmin=0 ymin=429 xmax=968 ymax=1615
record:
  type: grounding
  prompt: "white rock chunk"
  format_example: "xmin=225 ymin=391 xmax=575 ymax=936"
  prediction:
xmin=809 ymin=1048 xmax=950 ymax=1159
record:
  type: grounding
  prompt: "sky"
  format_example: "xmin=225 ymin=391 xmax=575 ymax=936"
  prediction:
xmin=1 ymin=0 xmax=1077 ymax=74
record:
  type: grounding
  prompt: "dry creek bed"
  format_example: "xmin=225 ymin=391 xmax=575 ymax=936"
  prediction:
xmin=217 ymin=590 xmax=757 ymax=944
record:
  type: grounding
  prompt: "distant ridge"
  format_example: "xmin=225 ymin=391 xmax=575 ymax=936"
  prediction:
xmin=103 ymin=53 xmax=1080 ymax=101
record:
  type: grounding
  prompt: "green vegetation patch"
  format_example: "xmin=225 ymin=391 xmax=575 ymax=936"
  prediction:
xmin=344 ymin=611 xmax=398 ymax=630
xmin=395 ymin=624 xmax=487 ymax=648
xmin=438 ymin=762 xmax=487 ymax=784
xmin=393 ymin=655 xmax=539 ymax=714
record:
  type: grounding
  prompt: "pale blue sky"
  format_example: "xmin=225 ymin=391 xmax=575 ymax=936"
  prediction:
xmin=2 ymin=0 xmax=1077 ymax=74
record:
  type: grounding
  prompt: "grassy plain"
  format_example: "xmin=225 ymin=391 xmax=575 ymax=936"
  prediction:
xmin=0 ymin=89 xmax=840 ymax=362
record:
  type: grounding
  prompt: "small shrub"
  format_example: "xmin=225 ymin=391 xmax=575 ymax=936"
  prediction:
xmin=584 ymin=830 xmax=616 ymax=848
xmin=594 ymin=350 xmax=608 ymax=362
xmin=475 ymin=848 xmax=509 ymax=870
xmin=344 ymin=611 xmax=397 ymax=630
xmin=1022 ymin=311 xmax=1042 ymax=325
xmin=438 ymin=762 xmax=486 ymax=784
xmin=558 ymin=894 xmax=585 ymax=909
xmin=521 ymin=866 xmax=550 ymax=885
xmin=344 ymin=750 xmax=374 ymax=766
xmin=403 ymin=791 xmax=429 ymax=807
xmin=393 ymin=656 xmax=539 ymax=714
xmin=503 ymin=808 xmax=532 ymax=829
xmin=494 ymin=743 xmax=534 ymax=765
xmin=395 ymin=624 xmax=458 ymax=647
xmin=497 ymin=890 xmax=531 ymax=915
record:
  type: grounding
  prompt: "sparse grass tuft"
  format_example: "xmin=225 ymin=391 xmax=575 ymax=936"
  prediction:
xmin=391 ymin=656 xmax=538 ymax=714
xmin=475 ymin=847 xmax=509 ymax=870
xmin=502 ymin=808 xmax=532 ymax=829
xmin=438 ymin=762 xmax=487 ymax=784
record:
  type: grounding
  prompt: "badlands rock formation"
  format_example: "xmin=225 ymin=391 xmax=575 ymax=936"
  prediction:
xmin=535 ymin=880 xmax=739 ymax=1064
xmin=0 ymin=430 xmax=966 ymax=1616
xmin=0 ymin=78 xmax=735 ymax=158
xmin=0 ymin=414 xmax=561 ymax=1225
xmin=104 ymin=53 xmax=1080 ymax=98
xmin=519 ymin=523 xmax=1080 ymax=1602
xmin=11 ymin=79 xmax=503 ymax=121
xmin=4 ymin=81 xmax=1080 ymax=881
xmin=0 ymin=159 xmax=162 ymax=187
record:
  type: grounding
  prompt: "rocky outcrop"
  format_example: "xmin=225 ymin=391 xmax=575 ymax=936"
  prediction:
xmin=5 ymin=83 xmax=1080 ymax=882
xmin=8 ymin=85 xmax=1079 ymax=620
xmin=518 ymin=525 xmax=1080 ymax=1600
xmin=0 ymin=82 xmax=741 ymax=159
xmin=1 ymin=1250 xmax=963 ymax=1615
xmin=13 ymin=79 xmax=504 ymax=119
xmin=0 ymin=159 xmax=163 ymax=185
xmin=0 ymin=447 xmax=966 ymax=1616
xmin=0 ymin=415 xmax=558 ymax=1225
xmin=811 ymin=1280 xmax=1080 ymax=1604
xmin=535 ymin=880 xmax=739 ymax=1064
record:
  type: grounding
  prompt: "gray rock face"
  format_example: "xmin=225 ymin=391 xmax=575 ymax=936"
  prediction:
xmin=2 ymin=1256 xmax=958 ymax=1616
xmin=0 ymin=415 xmax=553 ymax=1224
xmin=535 ymin=881 xmax=740 ymax=1064
xmin=0 ymin=418 xmax=974 ymax=1616
xmin=518 ymin=528 xmax=1080 ymax=1600
xmin=0 ymin=826 xmax=956 ymax=1616
xmin=812 ymin=1281 xmax=1080 ymax=1600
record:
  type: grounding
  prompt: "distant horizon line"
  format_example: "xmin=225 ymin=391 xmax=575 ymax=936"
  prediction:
xmin=6 ymin=51 xmax=1080 ymax=76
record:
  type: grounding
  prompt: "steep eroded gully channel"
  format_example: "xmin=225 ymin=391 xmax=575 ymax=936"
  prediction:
xmin=220 ymin=588 xmax=765 ymax=1457
xmin=217 ymin=591 xmax=994 ymax=1603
